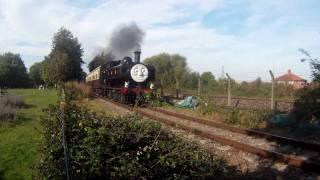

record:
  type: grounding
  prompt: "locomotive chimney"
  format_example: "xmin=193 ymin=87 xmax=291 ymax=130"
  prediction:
xmin=134 ymin=45 xmax=141 ymax=63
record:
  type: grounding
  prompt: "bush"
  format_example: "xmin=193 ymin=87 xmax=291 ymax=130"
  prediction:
xmin=198 ymin=99 xmax=271 ymax=128
xmin=291 ymin=86 xmax=320 ymax=122
xmin=0 ymin=95 xmax=25 ymax=108
xmin=0 ymin=103 xmax=17 ymax=122
xmin=39 ymin=103 xmax=232 ymax=179
xmin=222 ymin=108 xmax=271 ymax=128
xmin=63 ymin=81 xmax=93 ymax=101
xmin=0 ymin=95 xmax=25 ymax=122
xmin=144 ymin=92 xmax=173 ymax=107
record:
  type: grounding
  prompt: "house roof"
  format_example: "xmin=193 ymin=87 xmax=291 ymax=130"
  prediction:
xmin=275 ymin=69 xmax=306 ymax=81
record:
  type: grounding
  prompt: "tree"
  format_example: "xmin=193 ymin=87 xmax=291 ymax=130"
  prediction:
xmin=41 ymin=53 xmax=70 ymax=85
xmin=200 ymin=72 xmax=216 ymax=90
xmin=290 ymin=49 xmax=320 ymax=121
xmin=88 ymin=51 xmax=114 ymax=72
xmin=171 ymin=54 xmax=187 ymax=97
xmin=144 ymin=53 xmax=174 ymax=94
xmin=183 ymin=71 xmax=199 ymax=90
xmin=41 ymin=27 xmax=84 ymax=85
xmin=299 ymin=48 xmax=320 ymax=82
xmin=0 ymin=52 xmax=29 ymax=88
xmin=253 ymin=77 xmax=262 ymax=88
xmin=29 ymin=62 xmax=44 ymax=87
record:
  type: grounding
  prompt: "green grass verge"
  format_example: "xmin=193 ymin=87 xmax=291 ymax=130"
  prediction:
xmin=0 ymin=89 xmax=58 ymax=180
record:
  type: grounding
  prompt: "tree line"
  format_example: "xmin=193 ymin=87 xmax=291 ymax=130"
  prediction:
xmin=0 ymin=26 xmax=316 ymax=101
xmin=142 ymin=53 xmax=297 ymax=98
xmin=0 ymin=27 xmax=84 ymax=88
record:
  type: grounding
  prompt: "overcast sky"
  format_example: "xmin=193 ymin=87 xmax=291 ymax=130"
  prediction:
xmin=0 ymin=0 xmax=319 ymax=81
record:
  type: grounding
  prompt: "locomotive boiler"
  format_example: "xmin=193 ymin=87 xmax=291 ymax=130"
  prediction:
xmin=86 ymin=49 xmax=155 ymax=104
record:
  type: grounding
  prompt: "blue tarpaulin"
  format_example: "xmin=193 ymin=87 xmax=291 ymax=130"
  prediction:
xmin=176 ymin=96 xmax=199 ymax=108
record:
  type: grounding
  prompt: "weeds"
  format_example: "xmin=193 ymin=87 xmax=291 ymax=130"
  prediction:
xmin=0 ymin=95 xmax=25 ymax=122
xmin=63 ymin=81 xmax=93 ymax=101
xmin=198 ymin=97 xmax=271 ymax=128
xmin=144 ymin=92 xmax=173 ymax=107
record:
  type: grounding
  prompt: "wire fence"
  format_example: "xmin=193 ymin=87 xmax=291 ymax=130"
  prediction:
xmin=59 ymin=88 xmax=70 ymax=180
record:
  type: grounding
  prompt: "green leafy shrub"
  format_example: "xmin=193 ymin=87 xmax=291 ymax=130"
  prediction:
xmin=291 ymin=86 xmax=320 ymax=122
xmin=222 ymin=108 xmax=271 ymax=128
xmin=63 ymin=81 xmax=93 ymax=101
xmin=198 ymin=99 xmax=271 ymax=128
xmin=0 ymin=95 xmax=25 ymax=108
xmin=144 ymin=92 xmax=173 ymax=107
xmin=39 ymin=103 xmax=232 ymax=179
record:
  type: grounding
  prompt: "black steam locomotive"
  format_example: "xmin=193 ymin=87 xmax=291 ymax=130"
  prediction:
xmin=86 ymin=49 xmax=155 ymax=104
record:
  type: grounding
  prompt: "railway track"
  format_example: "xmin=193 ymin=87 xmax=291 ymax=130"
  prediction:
xmin=102 ymin=98 xmax=320 ymax=173
xmin=149 ymin=107 xmax=320 ymax=151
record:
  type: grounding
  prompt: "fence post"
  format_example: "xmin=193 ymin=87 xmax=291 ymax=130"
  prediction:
xmin=198 ymin=77 xmax=201 ymax=96
xmin=226 ymin=73 xmax=231 ymax=106
xmin=269 ymin=70 xmax=275 ymax=111
xmin=60 ymin=88 xmax=70 ymax=180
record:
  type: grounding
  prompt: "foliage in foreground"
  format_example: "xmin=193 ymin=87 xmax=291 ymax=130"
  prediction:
xmin=39 ymin=103 xmax=232 ymax=179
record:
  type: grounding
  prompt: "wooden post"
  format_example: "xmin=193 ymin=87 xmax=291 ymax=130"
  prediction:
xmin=198 ymin=77 xmax=201 ymax=96
xmin=60 ymin=88 xmax=70 ymax=180
xmin=269 ymin=70 xmax=275 ymax=111
xmin=226 ymin=73 xmax=231 ymax=106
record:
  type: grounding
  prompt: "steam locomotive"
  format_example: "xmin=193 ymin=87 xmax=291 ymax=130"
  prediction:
xmin=86 ymin=49 xmax=155 ymax=104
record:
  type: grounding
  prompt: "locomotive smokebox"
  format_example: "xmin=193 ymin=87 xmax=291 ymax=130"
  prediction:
xmin=134 ymin=47 xmax=141 ymax=63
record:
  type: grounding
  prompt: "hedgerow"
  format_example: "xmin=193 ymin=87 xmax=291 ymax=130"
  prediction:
xmin=38 ymin=103 xmax=233 ymax=179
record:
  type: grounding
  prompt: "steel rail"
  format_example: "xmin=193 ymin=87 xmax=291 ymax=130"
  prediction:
xmin=102 ymin=99 xmax=320 ymax=173
xmin=149 ymin=107 xmax=320 ymax=152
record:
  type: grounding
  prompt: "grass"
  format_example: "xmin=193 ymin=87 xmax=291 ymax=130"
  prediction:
xmin=0 ymin=89 xmax=58 ymax=180
xmin=77 ymin=98 xmax=132 ymax=117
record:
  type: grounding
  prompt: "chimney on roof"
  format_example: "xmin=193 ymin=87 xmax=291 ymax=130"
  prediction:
xmin=288 ymin=69 xmax=292 ymax=74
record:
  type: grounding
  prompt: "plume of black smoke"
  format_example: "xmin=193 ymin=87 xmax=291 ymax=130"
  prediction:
xmin=109 ymin=22 xmax=145 ymax=58
xmin=89 ymin=22 xmax=145 ymax=71
xmin=88 ymin=51 xmax=115 ymax=71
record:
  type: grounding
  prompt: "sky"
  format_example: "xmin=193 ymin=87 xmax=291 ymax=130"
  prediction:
xmin=0 ymin=0 xmax=319 ymax=82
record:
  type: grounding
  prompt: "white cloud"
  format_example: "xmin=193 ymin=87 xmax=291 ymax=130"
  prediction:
xmin=0 ymin=0 xmax=318 ymax=81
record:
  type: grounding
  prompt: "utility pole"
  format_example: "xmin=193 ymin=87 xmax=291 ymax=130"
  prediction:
xmin=226 ymin=73 xmax=232 ymax=106
xmin=269 ymin=70 xmax=275 ymax=111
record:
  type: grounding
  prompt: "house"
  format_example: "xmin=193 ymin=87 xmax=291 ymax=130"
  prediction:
xmin=275 ymin=69 xmax=307 ymax=89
